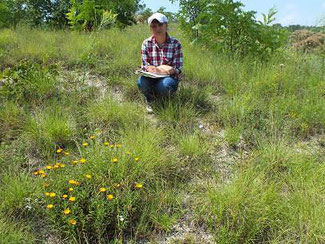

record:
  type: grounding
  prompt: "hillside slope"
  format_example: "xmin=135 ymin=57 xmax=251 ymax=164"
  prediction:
xmin=0 ymin=24 xmax=324 ymax=243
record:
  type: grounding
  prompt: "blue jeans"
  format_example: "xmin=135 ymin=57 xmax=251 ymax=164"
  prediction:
xmin=137 ymin=76 xmax=179 ymax=102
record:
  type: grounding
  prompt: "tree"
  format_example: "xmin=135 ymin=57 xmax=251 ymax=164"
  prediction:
xmin=170 ymin=0 xmax=209 ymax=38
xmin=0 ymin=0 xmax=26 ymax=28
xmin=0 ymin=0 xmax=141 ymax=30
xmin=171 ymin=0 xmax=288 ymax=58
xmin=49 ymin=0 xmax=72 ymax=29
xmin=156 ymin=6 xmax=176 ymax=23
xmin=101 ymin=0 xmax=140 ymax=27
xmin=66 ymin=0 xmax=102 ymax=31
xmin=136 ymin=4 xmax=153 ymax=24
xmin=0 ymin=1 xmax=11 ymax=28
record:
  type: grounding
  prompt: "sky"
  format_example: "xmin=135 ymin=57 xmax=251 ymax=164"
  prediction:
xmin=141 ymin=0 xmax=325 ymax=26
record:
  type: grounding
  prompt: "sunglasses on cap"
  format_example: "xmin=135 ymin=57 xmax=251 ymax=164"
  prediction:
xmin=150 ymin=22 xmax=165 ymax=28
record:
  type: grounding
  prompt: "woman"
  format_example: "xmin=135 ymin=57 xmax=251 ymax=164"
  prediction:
xmin=137 ymin=13 xmax=183 ymax=113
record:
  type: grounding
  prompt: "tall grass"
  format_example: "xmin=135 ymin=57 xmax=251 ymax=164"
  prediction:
xmin=196 ymin=141 xmax=325 ymax=243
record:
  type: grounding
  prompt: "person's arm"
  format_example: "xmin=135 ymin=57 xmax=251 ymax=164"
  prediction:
xmin=141 ymin=41 xmax=150 ymax=71
xmin=141 ymin=42 xmax=163 ymax=74
xmin=172 ymin=42 xmax=183 ymax=76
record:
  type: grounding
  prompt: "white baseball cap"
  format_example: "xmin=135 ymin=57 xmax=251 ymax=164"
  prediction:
xmin=148 ymin=13 xmax=168 ymax=26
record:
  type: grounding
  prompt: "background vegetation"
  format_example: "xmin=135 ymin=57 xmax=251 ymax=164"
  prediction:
xmin=0 ymin=0 xmax=324 ymax=243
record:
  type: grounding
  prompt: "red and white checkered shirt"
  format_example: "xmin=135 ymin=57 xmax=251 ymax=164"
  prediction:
xmin=141 ymin=33 xmax=183 ymax=79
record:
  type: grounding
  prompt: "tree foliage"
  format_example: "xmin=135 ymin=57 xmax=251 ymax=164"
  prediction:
xmin=172 ymin=0 xmax=289 ymax=58
xmin=156 ymin=6 xmax=177 ymax=23
xmin=0 ymin=0 xmax=140 ymax=30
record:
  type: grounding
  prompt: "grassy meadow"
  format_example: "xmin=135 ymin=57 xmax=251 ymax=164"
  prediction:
xmin=0 ymin=24 xmax=324 ymax=243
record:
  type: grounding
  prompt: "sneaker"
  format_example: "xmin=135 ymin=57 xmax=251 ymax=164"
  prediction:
xmin=145 ymin=103 xmax=154 ymax=114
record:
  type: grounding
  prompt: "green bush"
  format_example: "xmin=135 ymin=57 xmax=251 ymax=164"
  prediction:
xmin=0 ymin=60 xmax=57 ymax=105
xmin=176 ymin=0 xmax=288 ymax=58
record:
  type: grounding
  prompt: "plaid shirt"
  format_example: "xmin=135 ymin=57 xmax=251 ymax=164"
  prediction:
xmin=141 ymin=33 xmax=183 ymax=79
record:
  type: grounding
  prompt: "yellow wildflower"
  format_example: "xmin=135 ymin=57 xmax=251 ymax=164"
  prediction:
xmin=39 ymin=170 xmax=45 ymax=174
xmin=82 ymin=142 xmax=88 ymax=147
xmin=69 ymin=219 xmax=77 ymax=225
xmin=104 ymin=142 xmax=109 ymax=146
xmin=85 ymin=174 xmax=92 ymax=179
xmin=53 ymin=165 xmax=59 ymax=169
xmin=107 ymin=194 xmax=114 ymax=201
xmin=44 ymin=192 xmax=50 ymax=196
xmin=125 ymin=151 xmax=131 ymax=155
xmin=47 ymin=204 xmax=54 ymax=209
xmin=69 ymin=196 xmax=76 ymax=202
xmin=90 ymin=135 xmax=95 ymax=139
xmin=59 ymin=163 xmax=65 ymax=168
xmin=109 ymin=144 xmax=114 ymax=148
xmin=72 ymin=160 xmax=78 ymax=165
xmin=116 ymin=143 xmax=122 ymax=148
xmin=45 ymin=165 xmax=52 ymax=170
xmin=134 ymin=157 xmax=139 ymax=162
xmin=111 ymin=158 xmax=118 ymax=163
xmin=69 ymin=187 xmax=74 ymax=192
xmin=56 ymin=148 xmax=63 ymax=154
xmin=99 ymin=187 xmax=106 ymax=192
xmin=41 ymin=173 xmax=47 ymax=178
xmin=63 ymin=194 xmax=68 ymax=199
xmin=135 ymin=183 xmax=143 ymax=189
xmin=49 ymin=192 xmax=56 ymax=197
xmin=80 ymin=158 xmax=86 ymax=164
xmin=113 ymin=183 xmax=120 ymax=188
xmin=68 ymin=180 xmax=76 ymax=185
xmin=63 ymin=208 xmax=71 ymax=215
xmin=33 ymin=171 xmax=39 ymax=176
xmin=68 ymin=180 xmax=80 ymax=186
xmin=64 ymin=152 xmax=70 ymax=156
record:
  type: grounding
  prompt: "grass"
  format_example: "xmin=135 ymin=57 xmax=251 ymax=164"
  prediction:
xmin=196 ymin=141 xmax=325 ymax=243
xmin=0 ymin=216 xmax=35 ymax=244
xmin=0 ymin=23 xmax=324 ymax=243
xmin=86 ymin=95 xmax=147 ymax=131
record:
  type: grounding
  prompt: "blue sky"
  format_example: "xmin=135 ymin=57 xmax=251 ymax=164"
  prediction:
xmin=141 ymin=0 xmax=325 ymax=26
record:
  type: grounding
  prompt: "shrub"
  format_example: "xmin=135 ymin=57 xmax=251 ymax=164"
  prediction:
xmin=175 ymin=0 xmax=288 ymax=58
xmin=0 ymin=60 xmax=57 ymax=105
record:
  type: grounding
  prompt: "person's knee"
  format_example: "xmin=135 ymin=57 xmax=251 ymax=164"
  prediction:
xmin=137 ymin=76 xmax=150 ymax=91
xmin=161 ymin=78 xmax=178 ymax=94
xmin=137 ymin=76 xmax=144 ymax=88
